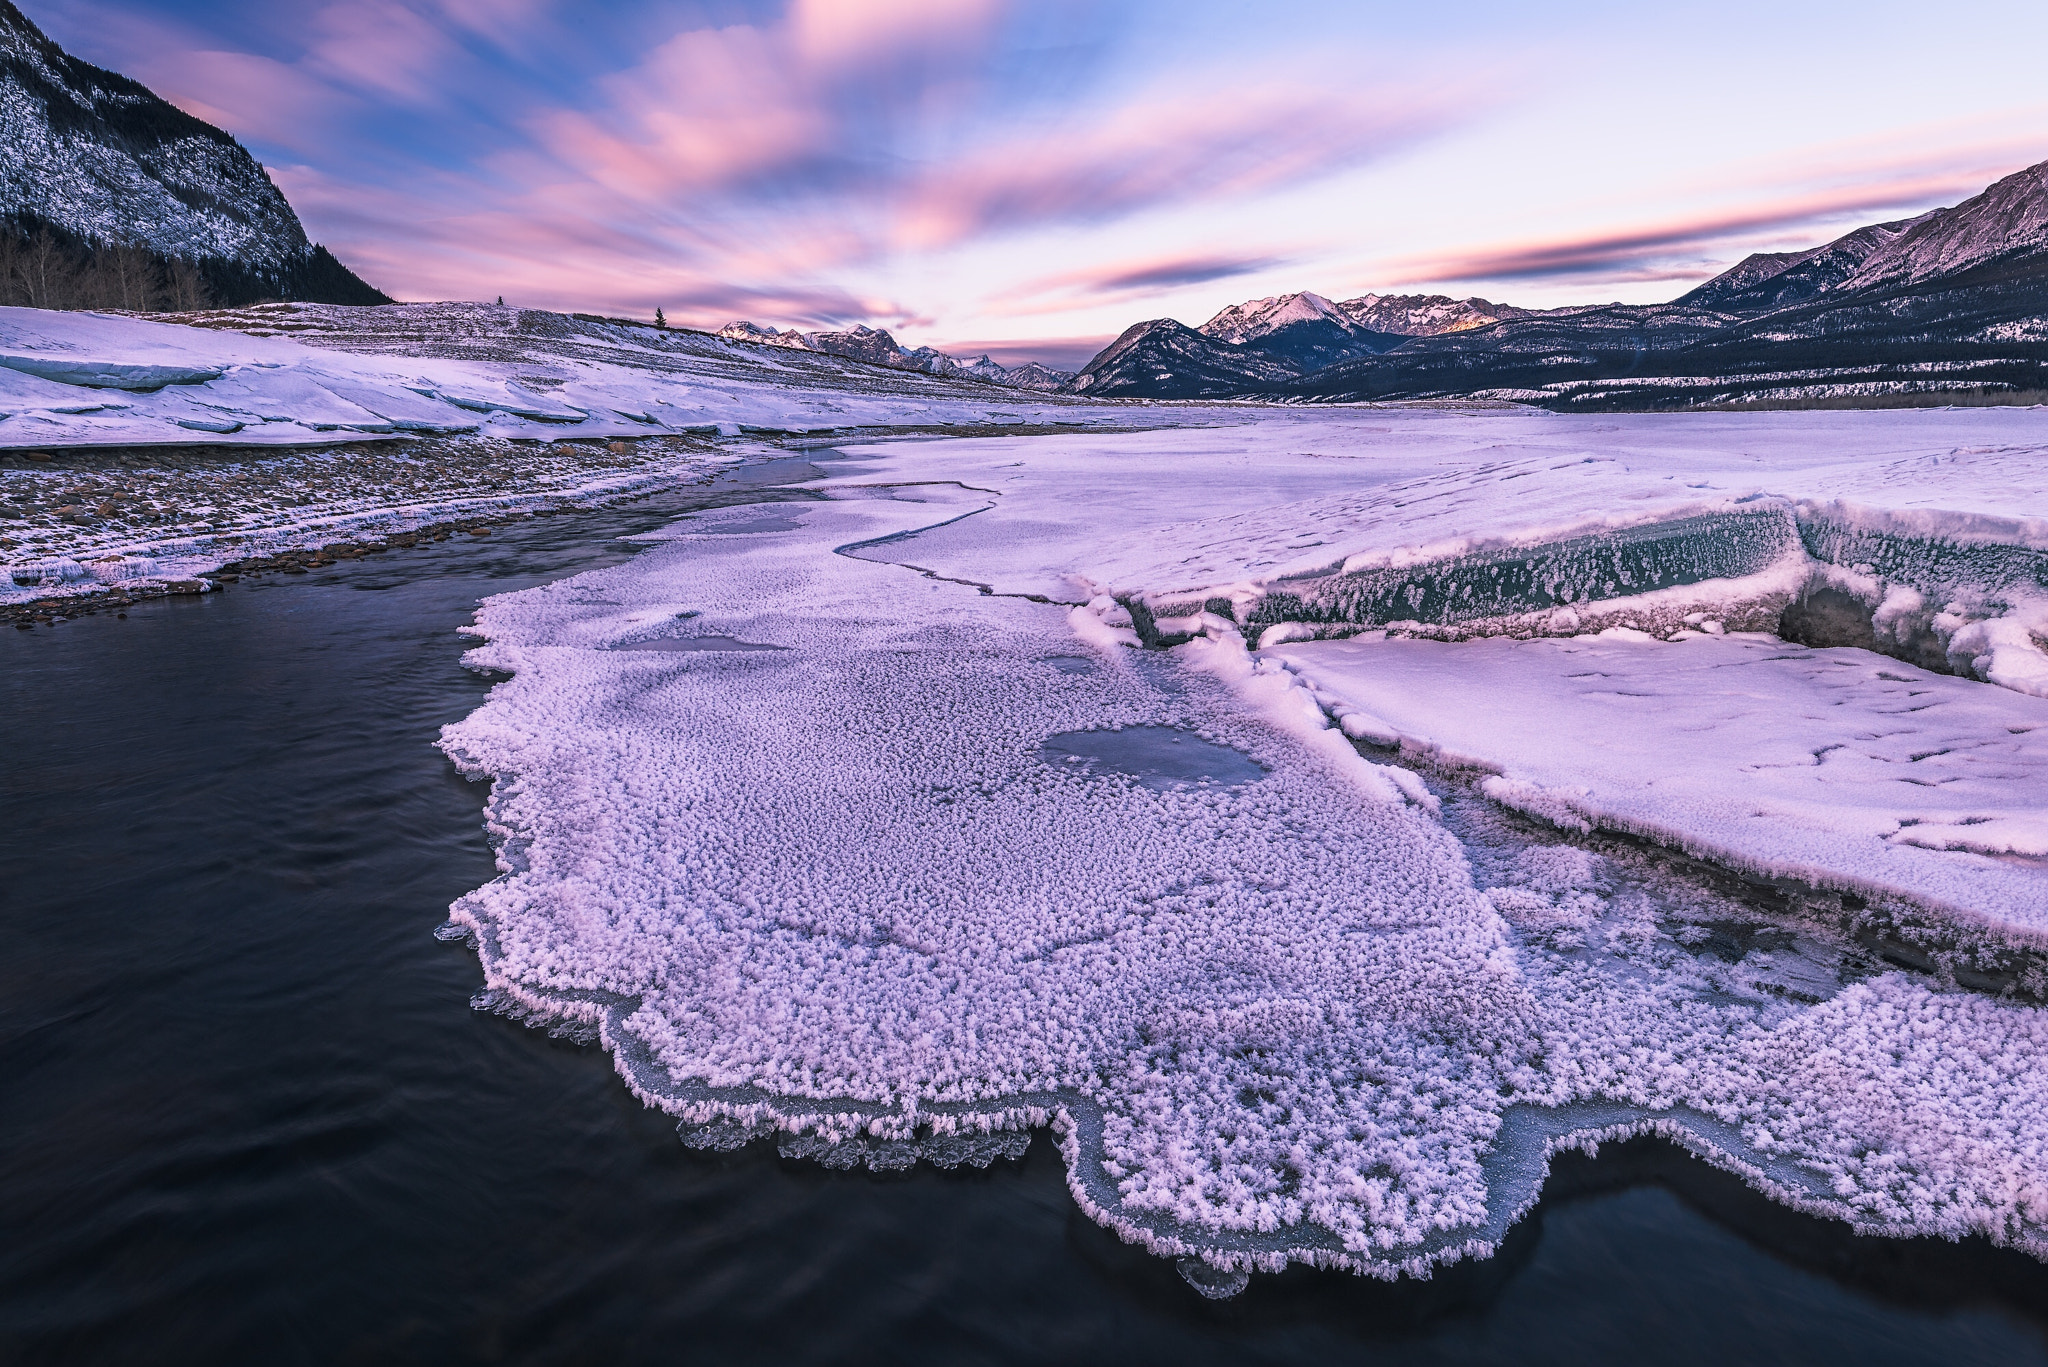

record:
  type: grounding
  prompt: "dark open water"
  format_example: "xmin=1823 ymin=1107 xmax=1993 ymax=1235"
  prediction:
xmin=4 ymin=462 xmax=2047 ymax=1365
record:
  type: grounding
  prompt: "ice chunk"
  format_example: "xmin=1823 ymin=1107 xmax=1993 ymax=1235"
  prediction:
xmin=1266 ymin=632 xmax=2048 ymax=940
xmin=0 ymin=352 xmax=221 ymax=389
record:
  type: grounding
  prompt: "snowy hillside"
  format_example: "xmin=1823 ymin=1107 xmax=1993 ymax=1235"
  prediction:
xmin=717 ymin=319 xmax=1073 ymax=391
xmin=0 ymin=0 xmax=383 ymax=304
xmin=0 ymin=301 xmax=1139 ymax=594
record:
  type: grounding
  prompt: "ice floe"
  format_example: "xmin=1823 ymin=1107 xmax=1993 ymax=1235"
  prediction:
xmin=442 ymin=405 xmax=2048 ymax=1282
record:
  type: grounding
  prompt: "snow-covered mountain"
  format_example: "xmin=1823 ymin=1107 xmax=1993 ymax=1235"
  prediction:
xmin=1673 ymin=216 xmax=1929 ymax=312
xmin=1336 ymin=293 xmax=1530 ymax=336
xmin=1200 ymin=291 xmax=1348 ymax=343
xmin=1077 ymin=155 xmax=2048 ymax=407
xmin=1195 ymin=291 xmax=1401 ymax=371
xmin=716 ymin=320 xmax=1073 ymax=391
xmin=0 ymin=0 xmax=384 ymax=304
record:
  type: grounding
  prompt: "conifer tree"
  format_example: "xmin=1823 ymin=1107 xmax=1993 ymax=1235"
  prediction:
xmin=655 ymin=307 xmax=666 ymax=328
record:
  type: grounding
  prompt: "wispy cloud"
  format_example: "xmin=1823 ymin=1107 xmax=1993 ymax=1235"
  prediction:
xmin=887 ymin=83 xmax=1471 ymax=250
xmin=1092 ymin=256 xmax=1284 ymax=292
xmin=31 ymin=0 xmax=2048 ymax=340
xmin=1372 ymin=152 xmax=2040 ymax=290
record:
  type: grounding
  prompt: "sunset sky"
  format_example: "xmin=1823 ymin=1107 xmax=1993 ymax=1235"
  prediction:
xmin=31 ymin=0 xmax=2048 ymax=366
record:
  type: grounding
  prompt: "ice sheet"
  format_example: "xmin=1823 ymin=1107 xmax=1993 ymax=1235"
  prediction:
xmin=817 ymin=408 xmax=2048 ymax=696
xmin=443 ymin=452 xmax=2048 ymax=1279
xmin=1262 ymin=631 xmax=2048 ymax=939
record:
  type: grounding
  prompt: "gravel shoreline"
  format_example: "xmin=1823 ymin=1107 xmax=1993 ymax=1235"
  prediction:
xmin=0 ymin=420 xmax=1122 ymax=626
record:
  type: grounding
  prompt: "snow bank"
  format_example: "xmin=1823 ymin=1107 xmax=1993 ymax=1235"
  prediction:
xmin=0 ymin=305 xmax=1111 ymax=451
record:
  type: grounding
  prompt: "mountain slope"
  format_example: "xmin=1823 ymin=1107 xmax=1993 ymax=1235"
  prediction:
xmin=0 ymin=0 xmax=385 ymax=305
xmin=1674 ymin=216 xmax=1927 ymax=312
xmin=1337 ymin=292 xmax=1530 ymax=336
xmin=1069 ymin=318 xmax=1297 ymax=398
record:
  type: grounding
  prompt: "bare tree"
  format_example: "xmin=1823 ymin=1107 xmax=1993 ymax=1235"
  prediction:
xmin=165 ymin=258 xmax=211 ymax=311
xmin=0 ymin=232 xmax=25 ymax=308
xmin=97 ymin=243 xmax=167 ymax=312
xmin=19 ymin=230 xmax=80 ymax=309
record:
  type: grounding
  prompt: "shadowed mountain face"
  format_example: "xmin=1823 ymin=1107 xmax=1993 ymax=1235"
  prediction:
xmin=0 ymin=0 xmax=386 ymax=306
xmin=1068 ymin=318 xmax=1301 ymax=398
xmin=1071 ymin=294 xmax=1405 ymax=398
xmin=1072 ymin=158 xmax=2048 ymax=408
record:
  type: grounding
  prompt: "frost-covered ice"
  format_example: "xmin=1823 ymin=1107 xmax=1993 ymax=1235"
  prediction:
xmin=442 ymin=492 xmax=1535 ymax=1268
xmin=442 ymin=402 xmax=2048 ymax=1281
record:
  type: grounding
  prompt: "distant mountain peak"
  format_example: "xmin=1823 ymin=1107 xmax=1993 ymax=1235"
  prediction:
xmin=1199 ymin=291 xmax=1350 ymax=344
xmin=1336 ymin=293 xmax=1527 ymax=336
xmin=717 ymin=319 xmax=1073 ymax=391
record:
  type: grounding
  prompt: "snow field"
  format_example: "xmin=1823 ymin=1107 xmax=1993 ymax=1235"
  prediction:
xmin=0 ymin=306 xmax=1104 ymax=451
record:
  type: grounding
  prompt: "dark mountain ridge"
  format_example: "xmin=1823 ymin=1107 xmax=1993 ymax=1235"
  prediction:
xmin=1071 ymin=294 xmax=1403 ymax=399
xmin=1072 ymin=158 xmax=2048 ymax=408
xmin=0 ymin=0 xmax=386 ymax=307
xmin=1069 ymin=317 xmax=1300 ymax=398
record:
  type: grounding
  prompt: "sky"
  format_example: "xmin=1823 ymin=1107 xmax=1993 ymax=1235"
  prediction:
xmin=31 ymin=0 xmax=2048 ymax=367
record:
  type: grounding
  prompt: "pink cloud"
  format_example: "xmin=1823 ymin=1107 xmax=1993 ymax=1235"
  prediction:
xmin=786 ymin=0 xmax=1003 ymax=68
xmin=1374 ymin=159 xmax=2036 ymax=288
xmin=526 ymin=23 xmax=832 ymax=202
xmin=304 ymin=0 xmax=458 ymax=103
xmin=890 ymin=81 xmax=1474 ymax=251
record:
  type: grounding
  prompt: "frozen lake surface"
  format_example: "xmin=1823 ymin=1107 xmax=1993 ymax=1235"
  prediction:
xmin=440 ymin=407 xmax=2048 ymax=1285
xmin=7 ymin=473 xmax=2048 ymax=1362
